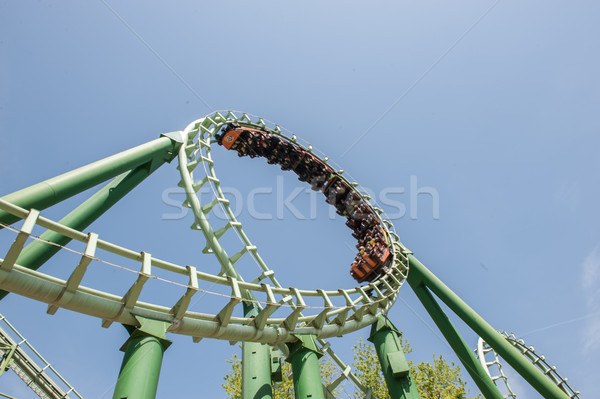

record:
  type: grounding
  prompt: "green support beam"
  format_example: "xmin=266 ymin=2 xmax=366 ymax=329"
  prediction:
xmin=407 ymin=283 xmax=503 ymax=399
xmin=0 ymin=134 xmax=182 ymax=227
xmin=0 ymin=342 xmax=17 ymax=377
xmin=407 ymin=255 xmax=570 ymax=399
xmin=0 ymin=134 xmax=182 ymax=300
xmin=242 ymin=304 xmax=273 ymax=399
xmin=113 ymin=317 xmax=172 ymax=399
xmin=286 ymin=335 xmax=325 ymax=399
xmin=368 ymin=316 xmax=421 ymax=399
xmin=0 ymin=158 xmax=172 ymax=300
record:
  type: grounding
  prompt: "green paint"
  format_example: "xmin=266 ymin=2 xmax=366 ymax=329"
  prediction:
xmin=287 ymin=335 xmax=324 ymax=399
xmin=112 ymin=334 xmax=166 ymax=399
xmin=408 ymin=255 xmax=569 ymax=399
xmin=408 ymin=283 xmax=503 ymax=399
xmin=0 ymin=137 xmax=180 ymax=300
xmin=112 ymin=317 xmax=172 ymax=399
xmin=242 ymin=304 xmax=272 ymax=399
xmin=0 ymin=136 xmax=180 ymax=227
xmin=368 ymin=316 xmax=420 ymax=399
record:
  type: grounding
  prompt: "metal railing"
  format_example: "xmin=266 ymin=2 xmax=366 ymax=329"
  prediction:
xmin=0 ymin=313 xmax=83 ymax=399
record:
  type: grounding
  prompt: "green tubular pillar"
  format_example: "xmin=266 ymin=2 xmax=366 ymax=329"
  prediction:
xmin=407 ymin=255 xmax=569 ymax=399
xmin=407 ymin=283 xmax=503 ymax=399
xmin=286 ymin=335 xmax=325 ymax=399
xmin=368 ymin=316 xmax=420 ymax=399
xmin=0 ymin=134 xmax=182 ymax=227
xmin=242 ymin=304 xmax=273 ymax=399
xmin=114 ymin=335 xmax=164 ymax=399
xmin=113 ymin=317 xmax=172 ymax=399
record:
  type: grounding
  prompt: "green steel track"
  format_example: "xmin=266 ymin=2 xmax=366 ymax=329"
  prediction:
xmin=476 ymin=331 xmax=581 ymax=398
xmin=0 ymin=111 xmax=578 ymax=398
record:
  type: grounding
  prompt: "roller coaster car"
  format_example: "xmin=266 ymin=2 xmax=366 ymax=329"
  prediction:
xmin=363 ymin=247 xmax=390 ymax=268
xmin=351 ymin=247 xmax=391 ymax=283
xmin=308 ymin=158 xmax=334 ymax=189
xmin=350 ymin=261 xmax=368 ymax=282
xmin=322 ymin=176 xmax=351 ymax=206
xmin=322 ymin=175 xmax=338 ymax=196
xmin=290 ymin=150 xmax=309 ymax=174
xmin=290 ymin=150 xmax=330 ymax=184
xmin=220 ymin=129 xmax=242 ymax=150
xmin=216 ymin=124 xmax=395 ymax=284
xmin=218 ymin=124 xmax=267 ymax=150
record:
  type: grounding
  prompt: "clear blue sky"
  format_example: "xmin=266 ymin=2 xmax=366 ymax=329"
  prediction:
xmin=1 ymin=1 xmax=599 ymax=397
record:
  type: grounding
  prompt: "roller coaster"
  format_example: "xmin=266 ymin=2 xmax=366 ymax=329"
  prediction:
xmin=0 ymin=111 xmax=580 ymax=398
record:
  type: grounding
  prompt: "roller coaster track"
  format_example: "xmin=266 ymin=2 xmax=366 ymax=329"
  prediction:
xmin=0 ymin=313 xmax=83 ymax=399
xmin=475 ymin=331 xmax=580 ymax=398
xmin=0 ymin=111 xmax=411 ymax=397
xmin=1 ymin=111 xmax=578 ymax=398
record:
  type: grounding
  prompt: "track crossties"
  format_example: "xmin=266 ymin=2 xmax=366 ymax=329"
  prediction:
xmin=215 ymin=123 xmax=393 ymax=283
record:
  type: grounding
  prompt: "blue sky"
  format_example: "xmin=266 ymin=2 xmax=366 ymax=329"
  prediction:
xmin=1 ymin=1 xmax=599 ymax=397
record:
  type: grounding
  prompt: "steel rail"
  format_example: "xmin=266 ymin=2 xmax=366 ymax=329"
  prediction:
xmin=476 ymin=332 xmax=580 ymax=398
xmin=0 ymin=112 xmax=412 ymax=397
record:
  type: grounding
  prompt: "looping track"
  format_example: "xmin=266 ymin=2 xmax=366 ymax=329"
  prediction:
xmin=0 ymin=111 xmax=410 ymax=345
xmin=0 ymin=111 xmax=583 ymax=398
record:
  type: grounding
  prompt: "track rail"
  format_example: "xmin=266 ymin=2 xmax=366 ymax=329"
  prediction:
xmin=0 ymin=111 xmax=416 ymax=396
xmin=0 ymin=112 xmax=409 ymax=342
xmin=0 ymin=313 xmax=83 ymax=399
xmin=476 ymin=331 xmax=580 ymax=398
xmin=0 ymin=194 xmax=407 ymax=344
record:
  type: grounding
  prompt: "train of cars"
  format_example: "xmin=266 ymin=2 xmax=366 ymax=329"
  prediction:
xmin=215 ymin=123 xmax=393 ymax=283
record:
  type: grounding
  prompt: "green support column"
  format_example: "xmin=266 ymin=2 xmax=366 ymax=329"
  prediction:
xmin=407 ymin=283 xmax=503 ymax=399
xmin=242 ymin=304 xmax=273 ymax=399
xmin=408 ymin=255 xmax=569 ymax=399
xmin=368 ymin=316 xmax=420 ymax=399
xmin=286 ymin=335 xmax=324 ymax=399
xmin=0 ymin=134 xmax=182 ymax=227
xmin=113 ymin=317 xmax=172 ymax=399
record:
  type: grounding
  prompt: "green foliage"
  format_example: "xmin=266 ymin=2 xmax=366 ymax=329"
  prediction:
xmin=223 ymin=338 xmax=480 ymax=399
xmin=351 ymin=338 xmax=479 ymax=399
xmin=222 ymin=353 xmax=242 ymax=399
xmin=412 ymin=355 xmax=471 ymax=399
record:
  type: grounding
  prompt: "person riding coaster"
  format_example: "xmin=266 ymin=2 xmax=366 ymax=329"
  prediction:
xmin=216 ymin=123 xmax=394 ymax=284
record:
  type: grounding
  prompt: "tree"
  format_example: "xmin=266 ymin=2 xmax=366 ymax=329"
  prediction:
xmin=223 ymin=339 xmax=480 ymax=398
xmin=412 ymin=355 xmax=471 ymax=399
xmin=351 ymin=337 xmax=479 ymax=399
